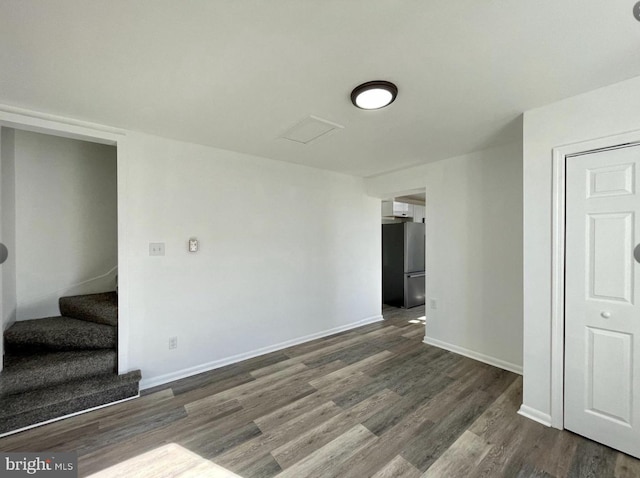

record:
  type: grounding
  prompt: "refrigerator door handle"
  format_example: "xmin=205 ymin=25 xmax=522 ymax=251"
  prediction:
xmin=407 ymin=273 xmax=426 ymax=278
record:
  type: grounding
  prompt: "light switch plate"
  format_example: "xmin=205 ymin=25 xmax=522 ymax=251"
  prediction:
xmin=149 ymin=242 xmax=165 ymax=256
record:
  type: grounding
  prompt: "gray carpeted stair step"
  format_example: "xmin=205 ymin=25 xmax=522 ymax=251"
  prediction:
xmin=4 ymin=316 xmax=116 ymax=354
xmin=0 ymin=350 xmax=117 ymax=396
xmin=0 ymin=370 xmax=141 ymax=435
xmin=59 ymin=291 xmax=118 ymax=327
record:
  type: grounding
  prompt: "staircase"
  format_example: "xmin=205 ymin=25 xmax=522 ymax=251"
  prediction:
xmin=0 ymin=292 xmax=141 ymax=435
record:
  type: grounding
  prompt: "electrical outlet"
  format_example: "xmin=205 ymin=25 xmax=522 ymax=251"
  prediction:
xmin=169 ymin=336 xmax=178 ymax=349
xmin=430 ymin=298 xmax=438 ymax=310
xmin=149 ymin=242 xmax=165 ymax=256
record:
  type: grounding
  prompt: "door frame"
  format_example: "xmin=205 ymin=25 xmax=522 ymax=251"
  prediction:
xmin=550 ymin=129 xmax=640 ymax=429
xmin=0 ymin=104 xmax=131 ymax=374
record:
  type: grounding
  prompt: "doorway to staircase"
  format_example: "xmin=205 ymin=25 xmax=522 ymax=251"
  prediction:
xmin=0 ymin=114 xmax=139 ymax=435
xmin=8 ymin=129 xmax=118 ymax=321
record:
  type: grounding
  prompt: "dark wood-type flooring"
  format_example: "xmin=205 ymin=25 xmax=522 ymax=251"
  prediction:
xmin=1 ymin=305 xmax=639 ymax=477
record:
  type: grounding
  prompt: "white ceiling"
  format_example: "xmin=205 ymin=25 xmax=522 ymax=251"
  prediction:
xmin=1 ymin=1 xmax=639 ymax=177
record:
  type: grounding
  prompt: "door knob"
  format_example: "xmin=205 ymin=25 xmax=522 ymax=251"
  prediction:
xmin=601 ymin=311 xmax=611 ymax=319
xmin=635 ymin=243 xmax=640 ymax=264
xmin=0 ymin=243 xmax=7 ymax=265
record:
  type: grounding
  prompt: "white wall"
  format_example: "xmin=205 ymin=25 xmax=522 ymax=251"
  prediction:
xmin=1 ymin=128 xmax=17 ymax=327
xmin=367 ymin=142 xmax=523 ymax=372
xmin=0 ymin=127 xmax=17 ymax=369
xmin=14 ymin=130 xmax=117 ymax=320
xmin=119 ymin=132 xmax=381 ymax=388
xmin=522 ymin=75 xmax=640 ymax=420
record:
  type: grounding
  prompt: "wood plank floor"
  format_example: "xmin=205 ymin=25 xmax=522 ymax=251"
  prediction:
xmin=1 ymin=305 xmax=639 ymax=477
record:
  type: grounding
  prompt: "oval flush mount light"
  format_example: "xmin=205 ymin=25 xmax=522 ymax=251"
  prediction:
xmin=351 ymin=81 xmax=398 ymax=110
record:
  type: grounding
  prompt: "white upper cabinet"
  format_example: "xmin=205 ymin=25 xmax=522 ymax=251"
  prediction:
xmin=382 ymin=201 xmax=413 ymax=218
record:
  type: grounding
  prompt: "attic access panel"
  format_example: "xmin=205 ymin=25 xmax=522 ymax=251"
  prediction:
xmin=280 ymin=116 xmax=344 ymax=144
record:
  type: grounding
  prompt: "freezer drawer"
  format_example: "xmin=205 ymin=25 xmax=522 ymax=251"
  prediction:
xmin=404 ymin=273 xmax=425 ymax=308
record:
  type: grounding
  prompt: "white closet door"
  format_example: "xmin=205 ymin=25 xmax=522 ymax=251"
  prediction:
xmin=565 ymin=144 xmax=640 ymax=458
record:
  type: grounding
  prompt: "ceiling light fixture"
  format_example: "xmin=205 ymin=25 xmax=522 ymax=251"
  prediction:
xmin=351 ymin=81 xmax=398 ymax=110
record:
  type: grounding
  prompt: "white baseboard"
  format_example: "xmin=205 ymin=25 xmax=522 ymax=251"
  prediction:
xmin=422 ymin=336 xmax=523 ymax=375
xmin=517 ymin=405 xmax=552 ymax=427
xmin=140 ymin=315 xmax=384 ymax=390
xmin=0 ymin=394 xmax=139 ymax=438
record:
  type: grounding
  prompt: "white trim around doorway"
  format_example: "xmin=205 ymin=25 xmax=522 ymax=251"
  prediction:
xmin=549 ymin=129 xmax=640 ymax=430
xmin=0 ymin=104 xmax=132 ymax=374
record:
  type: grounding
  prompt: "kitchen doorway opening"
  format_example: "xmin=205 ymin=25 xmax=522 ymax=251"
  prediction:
xmin=380 ymin=188 xmax=426 ymax=323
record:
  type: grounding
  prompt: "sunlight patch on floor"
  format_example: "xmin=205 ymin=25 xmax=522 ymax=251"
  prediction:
xmin=87 ymin=443 xmax=241 ymax=478
xmin=408 ymin=316 xmax=426 ymax=324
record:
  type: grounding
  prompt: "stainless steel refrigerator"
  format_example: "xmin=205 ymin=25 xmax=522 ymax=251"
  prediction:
xmin=382 ymin=222 xmax=425 ymax=308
